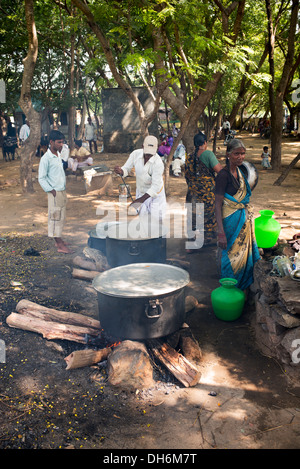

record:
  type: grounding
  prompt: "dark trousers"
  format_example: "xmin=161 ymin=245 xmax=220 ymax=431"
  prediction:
xmin=88 ymin=139 xmax=97 ymax=153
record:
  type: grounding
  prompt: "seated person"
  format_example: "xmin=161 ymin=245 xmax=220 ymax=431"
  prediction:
xmin=171 ymin=141 xmax=186 ymax=177
xmin=68 ymin=139 xmax=93 ymax=172
xmin=60 ymin=142 xmax=70 ymax=171
xmin=157 ymin=134 xmax=172 ymax=161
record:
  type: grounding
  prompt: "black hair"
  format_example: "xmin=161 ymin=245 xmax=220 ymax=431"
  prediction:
xmin=193 ymin=132 xmax=207 ymax=171
xmin=49 ymin=130 xmax=65 ymax=141
xmin=193 ymin=132 xmax=207 ymax=148
xmin=74 ymin=139 xmax=82 ymax=147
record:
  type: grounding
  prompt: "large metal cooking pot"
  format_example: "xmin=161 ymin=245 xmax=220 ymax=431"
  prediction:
xmin=87 ymin=221 xmax=120 ymax=254
xmin=105 ymin=219 xmax=168 ymax=268
xmin=92 ymin=263 xmax=190 ymax=340
xmin=88 ymin=228 xmax=106 ymax=253
xmin=240 ymin=161 xmax=259 ymax=190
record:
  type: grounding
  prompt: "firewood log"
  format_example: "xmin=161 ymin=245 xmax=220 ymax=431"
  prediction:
xmin=72 ymin=255 xmax=97 ymax=271
xmin=166 ymin=258 xmax=190 ymax=270
xmin=185 ymin=295 xmax=199 ymax=313
xmin=147 ymin=339 xmax=201 ymax=387
xmin=15 ymin=299 xmax=100 ymax=330
xmin=179 ymin=324 xmax=202 ymax=365
xmin=72 ymin=268 xmax=100 ymax=280
xmin=6 ymin=312 xmax=99 ymax=343
xmin=64 ymin=347 xmax=112 ymax=370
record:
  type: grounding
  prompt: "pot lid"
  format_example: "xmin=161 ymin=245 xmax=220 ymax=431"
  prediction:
xmin=107 ymin=218 xmax=169 ymax=240
xmin=92 ymin=263 xmax=190 ymax=298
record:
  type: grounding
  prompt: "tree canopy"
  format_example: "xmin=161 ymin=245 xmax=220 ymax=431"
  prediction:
xmin=0 ymin=0 xmax=299 ymax=177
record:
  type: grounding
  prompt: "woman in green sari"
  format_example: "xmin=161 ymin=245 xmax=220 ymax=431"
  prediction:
xmin=215 ymin=139 xmax=260 ymax=290
xmin=185 ymin=133 xmax=222 ymax=251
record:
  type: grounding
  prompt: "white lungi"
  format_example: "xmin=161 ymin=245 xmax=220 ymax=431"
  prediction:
xmin=68 ymin=157 xmax=93 ymax=171
xmin=47 ymin=190 xmax=67 ymax=238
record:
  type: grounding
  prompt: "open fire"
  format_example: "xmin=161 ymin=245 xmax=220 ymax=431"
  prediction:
xmin=5 ymin=241 xmax=203 ymax=390
xmin=6 ymin=296 xmax=203 ymax=390
xmin=67 ymin=318 xmax=202 ymax=389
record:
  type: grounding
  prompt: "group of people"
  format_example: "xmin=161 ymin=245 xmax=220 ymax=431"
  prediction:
xmin=37 ymin=126 xmax=260 ymax=292
xmin=258 ymin=118 xmax=271 ymax=139
xmin=157 ymin=129 xmax=186 ymax=177
xmin=185 ymin=131 xmax=260 ymax=290
xmin=114 ymin=131 xmax=260 ymax=291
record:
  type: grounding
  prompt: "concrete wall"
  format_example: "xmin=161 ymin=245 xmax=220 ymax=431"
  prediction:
xmin=101 ymin=87 xmax=159 ymax=153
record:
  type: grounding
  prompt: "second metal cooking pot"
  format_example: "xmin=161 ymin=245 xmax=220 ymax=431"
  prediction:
xmin=87 ymin=221 xmax=120 ymax=254
xmin=88 ymin=228 xmax=106 ymax=253
xmin=92 ymin=263 xmax=190 ymax=340
xmin=105 ymin=219 xmax=168 ymax=268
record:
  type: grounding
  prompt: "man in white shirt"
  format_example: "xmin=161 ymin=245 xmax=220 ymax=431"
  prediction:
xmin=38 ymin=130 xmax=73 ymax=254
xmin=222 ymin=119 xmax=230 ymax=138
xmin=19 ymin=120 xmax=30 ymax=143
xmin=114 ymin=135 xmax=166 ymax=221
xmin=85 ymin=117 xmax=97 ymax=153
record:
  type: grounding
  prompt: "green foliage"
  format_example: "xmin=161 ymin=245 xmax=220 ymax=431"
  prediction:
xmin=0 ymin=0 xmax=298 ymax=126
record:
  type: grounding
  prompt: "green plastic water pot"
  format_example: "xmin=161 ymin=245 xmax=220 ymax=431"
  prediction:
xmin=211 ymin=278 xmax=245 ymax=321
xmin=254 ymin=210 xmax=281 ymax=248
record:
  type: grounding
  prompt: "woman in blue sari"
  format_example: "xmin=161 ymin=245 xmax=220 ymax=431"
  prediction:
xmin=215 ymin=139 xmax=260 ymax=291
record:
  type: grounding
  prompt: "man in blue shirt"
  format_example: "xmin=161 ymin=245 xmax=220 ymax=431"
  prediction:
xmin=38 ymin=130 xmax=73 ymax=254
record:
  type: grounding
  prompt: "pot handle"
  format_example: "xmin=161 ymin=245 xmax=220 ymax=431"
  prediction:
xmin=128 ymin=241 xmax=140 ymax=256
xmin=145 ymin=299 xmax=163 ymax=319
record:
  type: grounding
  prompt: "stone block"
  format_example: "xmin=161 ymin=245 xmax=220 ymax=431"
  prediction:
xmin=268 ymin=330 xmax=285 ymax=346
xmin=265 ymin=316 xmax=286 ymax=337
xmin=255 ymin=294 xmax=271 ymax=323
xmin=271 ymin=305 xmax=300 ymax=329
xmin=277 ymin=277 xmax=300 ymax=315
xmin=280 ymin=327 xmax=300 ymax=364
xmin=253 ymin=259 xmax=278 ymax=302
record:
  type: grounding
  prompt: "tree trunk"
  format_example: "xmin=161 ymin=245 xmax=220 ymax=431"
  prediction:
xmin=18 ymin=0 xmax=41 ymax=193
xmin=213 ymin=99 xmax=221 ymax=154
xmin=273 ymin=152 xmax=300 ymax=186
xmin=77 ymin=77 xmax=90 ymax=139
xmin=68 ymin=24 xmax=76 ymax=151
xmin=71 ymin=0 xmax=162 ymax=139
xmin=164 ymin=95 xmax=203 ymax=193
xmin=228 ymin=45 xmax=268 ymax=127
xmin=164 ymin=72 xmax=223 ymax=193
xmin=265 ymin=0 xmax=299 ymax=171
xmin=160 ymin=1 xmax=245 ymax=160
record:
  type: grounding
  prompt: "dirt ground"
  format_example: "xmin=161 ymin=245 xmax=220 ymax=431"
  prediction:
xmin=0 ymin=132 xmax=300 ymax=452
